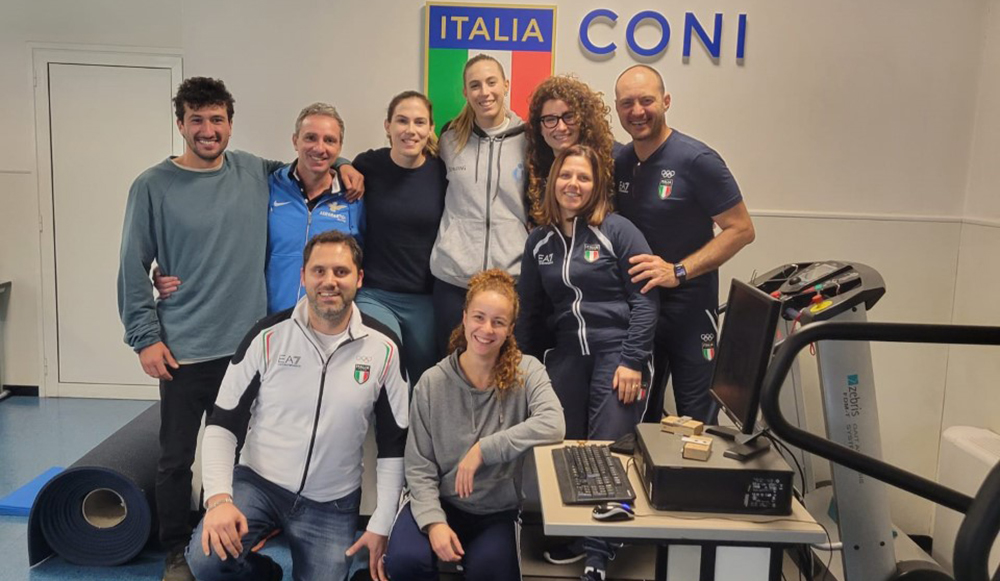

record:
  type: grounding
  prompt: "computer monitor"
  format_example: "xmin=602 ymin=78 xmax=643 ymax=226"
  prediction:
xmin=709 ymin=279 xmax=782 ymax=435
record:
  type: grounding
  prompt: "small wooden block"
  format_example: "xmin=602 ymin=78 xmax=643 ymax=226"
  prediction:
xmin=682 ymin=435 xmax=713 ymax=461
xmin=660 ymin=415 xmax=705 ymax=436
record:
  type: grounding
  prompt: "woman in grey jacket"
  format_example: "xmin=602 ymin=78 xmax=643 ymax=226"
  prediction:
xmin=384 ymin=270 xmax=565 ymax=581
xmin=430 ymin=54 xmax=530 ymax=356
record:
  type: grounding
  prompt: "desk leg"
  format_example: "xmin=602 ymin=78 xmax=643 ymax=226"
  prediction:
xmin=700 ymin=544 xmax=717 ymax=580
xmin=771 ymin=546 xmax=782 ymax=581
xmin=655 ymin=544 xmax=667 ymax=581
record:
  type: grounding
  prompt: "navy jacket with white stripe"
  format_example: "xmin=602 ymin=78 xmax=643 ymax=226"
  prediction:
xmin=517 ymin=213 xmax=659 ymax=370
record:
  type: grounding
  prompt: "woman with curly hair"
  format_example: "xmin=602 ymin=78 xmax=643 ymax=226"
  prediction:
xmin=384 ymin=269 xmax=565 ymax=581
xmin=525 ymin=75 xmax=616 ymax=224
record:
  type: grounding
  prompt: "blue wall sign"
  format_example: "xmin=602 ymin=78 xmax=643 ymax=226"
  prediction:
xmin=579 ymin=9 xmax=748 ymax=60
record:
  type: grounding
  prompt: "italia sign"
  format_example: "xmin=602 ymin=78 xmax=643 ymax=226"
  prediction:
xmin=425 ymin=2 xmax=556 ymax=133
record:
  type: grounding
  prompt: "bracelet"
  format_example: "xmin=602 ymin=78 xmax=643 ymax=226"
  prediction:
xmin=207 ymin=497 xmax=234 ymax=512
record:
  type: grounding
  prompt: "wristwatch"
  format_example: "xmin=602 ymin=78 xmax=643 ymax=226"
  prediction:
xmin=673 ymin=263 xmax=688 ymax=285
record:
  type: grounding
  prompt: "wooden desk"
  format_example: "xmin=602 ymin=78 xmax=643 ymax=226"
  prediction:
xmin=534 ymin=442 xmax=826 ymax=581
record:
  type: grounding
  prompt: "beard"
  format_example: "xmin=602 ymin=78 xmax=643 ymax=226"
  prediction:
xmin=308 ymin=289 xmax=353 ymax=325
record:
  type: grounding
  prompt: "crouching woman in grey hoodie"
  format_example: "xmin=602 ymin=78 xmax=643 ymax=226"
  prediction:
xmin=384 ymin=269 xmax=565 ymax=581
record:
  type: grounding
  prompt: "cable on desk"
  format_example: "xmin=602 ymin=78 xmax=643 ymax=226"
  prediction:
xmin=809 ymin=518 xmax=835 ymax=581
xmin=764 ymin=428 xmax=809 ymax=497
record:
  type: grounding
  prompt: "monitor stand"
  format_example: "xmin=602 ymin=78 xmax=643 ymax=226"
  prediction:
xmin=705 ymin=425 xmax=740 ymax=440
xmin=723 ymin=431 xmax=772 ymax=461
xmin=706 ymin=426 xmax=773 ymax=461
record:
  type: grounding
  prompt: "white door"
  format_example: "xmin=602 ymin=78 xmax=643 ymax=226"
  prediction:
xmin=35 ymin=48 xmax=183 ymax=398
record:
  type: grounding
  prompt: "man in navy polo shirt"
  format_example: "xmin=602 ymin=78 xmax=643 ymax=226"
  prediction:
xmin=613 ymin=65 xmax=755 ymax=424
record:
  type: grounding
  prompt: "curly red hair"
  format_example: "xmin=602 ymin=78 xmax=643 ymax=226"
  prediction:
xmin=448 ymin=269 xmax=523 ymax=393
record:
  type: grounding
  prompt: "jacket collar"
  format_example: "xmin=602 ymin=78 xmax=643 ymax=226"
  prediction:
xmin=288 ymin=159 xmax=344 ymax=200
xmin=471 ymin=111 xmax=526 ymax=139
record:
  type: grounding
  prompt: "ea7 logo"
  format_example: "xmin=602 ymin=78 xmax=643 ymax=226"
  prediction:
xmin=277 ymin=355 xmax=301 ymax=367
xmin=538 ymin=254 xmax=554 ymax=265
xmin=618 ymin=181 xmax=630 ymax=194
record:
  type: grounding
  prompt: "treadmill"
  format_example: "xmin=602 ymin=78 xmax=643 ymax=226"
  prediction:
xmin=747 ymin=261 xmax=946 ymax=579
xmin=759 ymin=318 xmax=1000 ymax=580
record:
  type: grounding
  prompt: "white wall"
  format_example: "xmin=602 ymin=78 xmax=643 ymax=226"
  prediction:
xmin=945 ymin=0 xmax=1000 ymax=434
xmin=0 ymin=0 xmax=994 ymax=535
xmin=0 ymin=0 xmax=181 ymax=385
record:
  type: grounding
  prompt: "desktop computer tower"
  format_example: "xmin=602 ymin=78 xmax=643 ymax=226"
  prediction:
xmin=634 ymin=424 xmax=794 ymax=515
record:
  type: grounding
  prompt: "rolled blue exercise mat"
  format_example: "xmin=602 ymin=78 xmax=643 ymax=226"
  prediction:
xmin=28 ymin=403 xmax=160 ymax=567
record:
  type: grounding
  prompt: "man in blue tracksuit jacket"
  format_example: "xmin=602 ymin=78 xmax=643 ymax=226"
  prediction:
xmin=266 ymin=103 xmax=364 ymax=313
xmin=518 ymin=213 xmax=658 ymax=440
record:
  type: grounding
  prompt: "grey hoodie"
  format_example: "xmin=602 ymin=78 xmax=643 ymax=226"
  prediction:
xmin=430 ymin=113 xmax=529 ymax=288
xmin=405 ymin=352 xmax=565 ymax=530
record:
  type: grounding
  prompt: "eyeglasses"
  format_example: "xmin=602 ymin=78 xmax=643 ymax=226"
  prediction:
xmin=538 ymin=111 xmax=579 ymax=129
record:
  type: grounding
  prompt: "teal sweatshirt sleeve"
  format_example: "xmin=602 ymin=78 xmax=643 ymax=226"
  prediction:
xmin=478 ymin=357 xmax=565 ymax=467
xmin=263 ymin=157 xmax=285 ymax=174
xmin=117 ymin=172 xmax=163 ymax=351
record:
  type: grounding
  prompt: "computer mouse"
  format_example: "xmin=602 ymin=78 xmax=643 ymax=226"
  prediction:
xmin=592 ymin=502 xmax=635 ymax=521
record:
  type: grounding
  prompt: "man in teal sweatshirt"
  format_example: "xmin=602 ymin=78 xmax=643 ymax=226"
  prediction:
xmin=117 ymin=77 xmax=283 ymax=581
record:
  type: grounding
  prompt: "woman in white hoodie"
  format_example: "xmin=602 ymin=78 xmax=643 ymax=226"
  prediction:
xmin=430 ymin=55 xmax=530 ymax=357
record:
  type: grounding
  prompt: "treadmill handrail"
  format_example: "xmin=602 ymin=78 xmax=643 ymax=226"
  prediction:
xmin=759 ymin=320 xmax=1000 ymax=514
xmin=953 ymin=460 xmax=1000 ymax=581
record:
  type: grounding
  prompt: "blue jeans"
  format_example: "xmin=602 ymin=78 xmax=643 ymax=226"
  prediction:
xmin=186 ymin=465 xmax=361 ymax=581
xmin=356 ymin=287 xmax=437 ymax=385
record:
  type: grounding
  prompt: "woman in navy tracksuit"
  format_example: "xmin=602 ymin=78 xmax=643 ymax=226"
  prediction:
xmin=518 ymin=144 xmax=658 ymax=441
xmin=517 ymin=144 xmax=658 ymax=581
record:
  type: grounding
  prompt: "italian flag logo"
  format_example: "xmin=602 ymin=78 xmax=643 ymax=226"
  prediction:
xmin=701 ymin=334 xmax=716 ymax=361
xmin=425 ymin=3 xmax=556 ymax=135
xmin=583 ymin=244 xmax=600 ymax=263
xmin=354 ymin=364 xmax=371 ymax=385
xmin=658 ymin=179 xmax=673 ymax=200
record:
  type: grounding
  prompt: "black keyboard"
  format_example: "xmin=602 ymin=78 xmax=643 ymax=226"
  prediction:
xmin=552 ymin=444 xmax=636 ymax=505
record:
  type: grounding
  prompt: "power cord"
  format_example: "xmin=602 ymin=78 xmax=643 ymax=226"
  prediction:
xmin=763 ymin=429 xmax=808 ymax=497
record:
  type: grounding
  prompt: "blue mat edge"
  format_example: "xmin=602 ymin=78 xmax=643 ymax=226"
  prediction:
xmin=0 ymin=467 xmax=64 ymax=516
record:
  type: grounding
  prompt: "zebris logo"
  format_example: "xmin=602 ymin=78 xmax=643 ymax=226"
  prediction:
xmin=277 ymin=355 xmax=301 ymax=368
